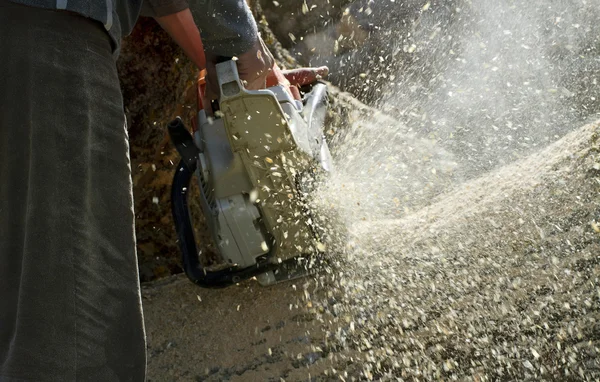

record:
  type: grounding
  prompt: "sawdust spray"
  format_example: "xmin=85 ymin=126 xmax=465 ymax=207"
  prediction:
xmin=308 ymin=0 xmax=600 ymax=379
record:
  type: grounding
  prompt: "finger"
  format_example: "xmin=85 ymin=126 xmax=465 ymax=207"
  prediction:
xmin=265 ymin=65 xmax=290 ymax=89
xmin=243 ymin=73 xmax=268 ymax=91
xmin=282 ymin=66 xmax=329 ymax=86
xmin=289 ymin=85 xmax=301 ymax=100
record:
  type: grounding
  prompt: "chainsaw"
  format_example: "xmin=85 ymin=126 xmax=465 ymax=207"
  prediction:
xmin=168 ymin=60 xmax=333 ymax=288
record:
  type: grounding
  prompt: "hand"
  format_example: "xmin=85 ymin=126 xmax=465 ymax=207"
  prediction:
xmin=268 ymin=65 xmax=329 ymax=100
xmin=203 ymin=37 xmax=273 ymax=100
xmin=235 ymin=37 xmax=275 ymax=90
xmin=205 ymin=36 xmax=329 ymax=100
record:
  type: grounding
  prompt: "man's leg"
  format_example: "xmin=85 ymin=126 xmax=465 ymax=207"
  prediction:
xmin=0 ymin=2 xmax=146 ymax=381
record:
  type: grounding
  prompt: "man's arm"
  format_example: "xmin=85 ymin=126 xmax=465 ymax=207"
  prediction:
xmin=142 ymin=0 xmax=327 ymax=99
xmin=154 ymin=10 xmax=206 ymax=70
xmin=141 ymin=1 xmax=205 ymax=70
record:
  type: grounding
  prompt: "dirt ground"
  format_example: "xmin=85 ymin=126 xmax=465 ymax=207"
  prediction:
xmin=142 ymin=276 xmax=328 ymax=381
xmin=142 ymin=120 xmax=600 ymax=381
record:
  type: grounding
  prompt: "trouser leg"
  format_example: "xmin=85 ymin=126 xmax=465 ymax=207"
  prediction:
xmin=0 ymin=2 xmax=146 ymax=381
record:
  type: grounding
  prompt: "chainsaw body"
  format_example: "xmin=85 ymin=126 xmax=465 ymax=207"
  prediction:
xmin=169 ymin=60 xmax=332 ymax=287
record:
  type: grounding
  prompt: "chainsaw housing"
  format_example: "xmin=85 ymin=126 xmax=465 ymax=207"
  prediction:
xmin=169 ymin=60 xmax=332 ymax=287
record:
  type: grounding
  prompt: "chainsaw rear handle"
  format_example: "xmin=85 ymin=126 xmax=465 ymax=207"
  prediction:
xmin=168 ymin=117 xmax=288 ymax=288
xmin=167 ymin=118 xmax=200 ymax=169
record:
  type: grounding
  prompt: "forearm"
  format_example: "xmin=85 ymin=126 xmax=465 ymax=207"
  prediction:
xmin=155 ymin=9 xmax=206 ymax=70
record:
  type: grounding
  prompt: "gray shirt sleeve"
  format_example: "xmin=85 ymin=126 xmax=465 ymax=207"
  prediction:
xmin=140 ymin=0 xmax=189 ymax=17
xmin=188 ymin=0 xmax=258 ymax=57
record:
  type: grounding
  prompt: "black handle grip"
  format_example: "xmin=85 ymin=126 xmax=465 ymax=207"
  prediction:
xmin=167 ymin=117 xmax=200 ymax=171
xmin=168 ymin=118 xmax=288 ymax=288
xmin=171 ymin=159 xmax=296 ymax=288
xmin=215 ymin=56 xmax=232 ymax=64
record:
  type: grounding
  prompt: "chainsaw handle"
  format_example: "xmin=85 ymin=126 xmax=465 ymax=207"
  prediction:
xmin=171 ymin=159 xmax=288 ymax=288
xmin=167 ymin=117 xmax=200 ymax=170
xmin=215 ymin=56 xmax=231 ymax=64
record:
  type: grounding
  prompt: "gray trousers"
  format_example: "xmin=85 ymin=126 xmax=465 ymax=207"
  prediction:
xmin=0 ymin=2 xmax=146 ymax=381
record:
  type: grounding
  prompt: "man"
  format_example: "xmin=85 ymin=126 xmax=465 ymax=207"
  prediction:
xmin=0 ymin=1 xmax=326 ymax=380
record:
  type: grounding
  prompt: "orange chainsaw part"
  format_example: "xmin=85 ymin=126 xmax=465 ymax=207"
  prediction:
xmin=191 ymin=69 xmax=207 ymax=132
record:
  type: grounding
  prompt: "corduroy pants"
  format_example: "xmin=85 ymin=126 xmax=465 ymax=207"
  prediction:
xmin=0 ymin=2 xmax=146 ymax=381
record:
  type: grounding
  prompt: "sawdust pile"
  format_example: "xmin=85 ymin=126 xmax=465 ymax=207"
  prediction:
xmin=143 ymin=118 xmax=599 ymax=381
xmin=128 ymin=1 xmax=600 ymax=380
xmin=311 ymin=120 xmax=600 ymax=380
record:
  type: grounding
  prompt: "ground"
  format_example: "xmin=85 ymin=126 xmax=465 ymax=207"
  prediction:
xmin=117 ymin=3 xmax=600 ymax=380
xmin=141 ymin=120 xmax=600 ymax=381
